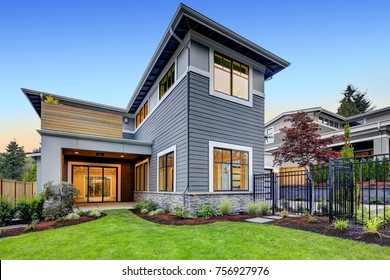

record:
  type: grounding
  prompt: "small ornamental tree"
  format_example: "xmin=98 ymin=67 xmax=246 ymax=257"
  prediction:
xmin=272 ymin=112 xmax=344 ymax=213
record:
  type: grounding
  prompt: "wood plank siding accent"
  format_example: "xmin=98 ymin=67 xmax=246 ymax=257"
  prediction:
xmin=188 ymin=72 xmax=264 ymax=192
xmin=135 ymin=76 xmax=188 ymax=192
xmin=41 ymin=102 xmax=123 ymax=138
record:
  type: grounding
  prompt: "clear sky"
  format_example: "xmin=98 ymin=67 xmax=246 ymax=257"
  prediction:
xmin=1 ymin=0 xmax=389 ymax=152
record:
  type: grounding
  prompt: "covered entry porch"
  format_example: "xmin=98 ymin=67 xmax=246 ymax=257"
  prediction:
xmin=38 ymin=129 xmax=152 ymax=202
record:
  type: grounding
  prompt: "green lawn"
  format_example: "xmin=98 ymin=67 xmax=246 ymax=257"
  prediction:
xmin=0 ymin=209 xmax=389 ymax=260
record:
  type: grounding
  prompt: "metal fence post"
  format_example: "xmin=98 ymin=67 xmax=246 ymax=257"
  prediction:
xmin=328 ymin=159 xmax=333 ymax=222
xmin=271 ymin=172 xmax=275 ymax=215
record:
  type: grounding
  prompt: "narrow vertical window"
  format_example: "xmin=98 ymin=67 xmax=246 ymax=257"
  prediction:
xmin=158 ymin=151 xmax=174 ymax=191
xmin=159 ymin=63 xmax=175 ymax=99
xmin=135 ymin=160 xmax=149 ymax=191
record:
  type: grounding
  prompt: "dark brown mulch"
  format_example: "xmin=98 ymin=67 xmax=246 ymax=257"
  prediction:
xmin=0 ymin=215 xmax=102 ymax=239
xmin=268 ymin=216 xmax=390 ymax=247
xmin=132 ymin=209 xmax=390 ymax=247
xmin=130 ymin=209 xmax=258 ymax=226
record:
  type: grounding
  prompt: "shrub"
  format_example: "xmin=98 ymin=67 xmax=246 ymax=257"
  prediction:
xmin=317 ymin=199 xmax=329 ymax=214
xmin=219 ymin=199 xmax=233 ymax=215
xmin=356 ymin=206 xmax=374 ymax=224
xmin=259 ymin=202 xmax=270 ymax=215
xmin=0 ymin=198 xmax=15 ymax=226
xmin=23 ymin=219 xmax=39 ymax=231
xmin=42 ymin=182 xmax=80 ymax=220
xmin=307 ymin=215 xmax=318 ymax=223
xmin=30 ymin=193 xmax=45 ymax=220
xmin=57 ymin=216 xmax=66 ymax=222
xmin=172 ymin=205 xmax=194 ymax=219
xmin=247 ymin=202 xmax=261 ymax=215
xmin=16 ymin=197 xmax=31 ymax=221
xmin=64 ymin=213 xmax=80 ymax=221
xmin=148 ymin=209 xmax=165 ymax=216
xmin=198 ymin=203 xmax=221 ymax=219
xmin=332 ymin=219 xmax=349 ymax=230
xmin=88 ymin=209 xmax=103 ymax=218
xmin=281 ymin=209 xmax=288 ymax=218
xmin=77 ymin=210 xmax=88 ymax=217
xmin=134 ymin=200 xmax=159 ymax=213
xmin=364 ymin=216 xmax=384 ymax=234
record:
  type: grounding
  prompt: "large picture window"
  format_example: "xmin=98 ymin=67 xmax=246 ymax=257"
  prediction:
xmin=158 ymin=151 xmax=174 ymax=191
xmin=135 ymin=160 xmax=149 ymax=191
xmin=213 ymin=148 xmax=249 ymax=191
xmin=214 ymin=52 xmax=249 ymax=100
xmin=159 ymin=63 xmax=175 ymax=99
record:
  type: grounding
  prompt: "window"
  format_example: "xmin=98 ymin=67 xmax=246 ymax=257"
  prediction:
xmin=159 ymin=63 xmax=175 ymax=99
xmin=135 ymin=160 xmax=148 ymax=191
xmin=214 ymin=52 xmax=249 ymax=100
xmin=265 ymin=127 xmax=274 ymax=144
xmin=213 ymin=148 xmax=248 ymax=191
xmin=136 ymin=101 xmax=149 ymax=128
xmin=158 ymin=151 xmax=175 ymax=191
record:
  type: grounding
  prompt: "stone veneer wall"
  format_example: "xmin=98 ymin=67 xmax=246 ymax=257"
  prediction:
xmin=134 ymin=191 xmax=253 ymax=214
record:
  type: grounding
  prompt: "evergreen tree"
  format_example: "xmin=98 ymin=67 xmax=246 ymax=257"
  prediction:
xmin=337 ymin=84 xmax=375 ymax=117
xmin=337 ymin=85 xmax=360 ymax=117
xmin=0 ymin=140 xmax=26 ymax=180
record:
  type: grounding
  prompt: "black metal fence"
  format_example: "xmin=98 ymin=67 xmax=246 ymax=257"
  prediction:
xmin=254 ymin=153 xmax=390 ymax=223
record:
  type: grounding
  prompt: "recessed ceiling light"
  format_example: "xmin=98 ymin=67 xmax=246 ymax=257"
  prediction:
xmin=120 ymin=155 xmax=124 ymax=158
xmin=75 ymin=151 xmax=79 ymax=154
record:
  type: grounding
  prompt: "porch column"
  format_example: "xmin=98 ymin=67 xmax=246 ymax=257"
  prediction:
xmin=373 ymin=136 xmax=390 ymax=155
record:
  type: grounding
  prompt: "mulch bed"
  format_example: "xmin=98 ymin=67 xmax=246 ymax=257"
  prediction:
xmin=132 ymin=210 xmax=390 ymax=247
xmin=130 ymin=209 xmax=258 ymax=226
xmin=0 ymin=215 xmax=102 ymax=239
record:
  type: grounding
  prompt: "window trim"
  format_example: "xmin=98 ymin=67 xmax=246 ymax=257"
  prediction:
xmin=209 ymin=141 xmax=252 ymax=192
xmin=135 ymin=158 xmax=149 ymax=191
xmin=156 ymin=145 xmax=177 ymax=192
xmin=265 ymin=126 xmax=275 ymax=144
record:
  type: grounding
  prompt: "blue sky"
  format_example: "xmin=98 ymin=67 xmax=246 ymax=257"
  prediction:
xmin=1 ymin=0 xmax=389 ymax=152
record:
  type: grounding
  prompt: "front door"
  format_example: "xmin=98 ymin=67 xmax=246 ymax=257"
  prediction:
xmin=72 ymin=165 xmax=118 ymax=203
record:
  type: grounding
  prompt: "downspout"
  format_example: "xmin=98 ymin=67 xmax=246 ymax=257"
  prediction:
xmin=170 ymin=27 xmax=191 ymax=207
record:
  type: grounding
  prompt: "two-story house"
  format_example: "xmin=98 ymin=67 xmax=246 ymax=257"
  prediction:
xmin=265 ymin=106 xmax=390 ymax=172
xmin=23 ymin=4 xmax=289 ymax=211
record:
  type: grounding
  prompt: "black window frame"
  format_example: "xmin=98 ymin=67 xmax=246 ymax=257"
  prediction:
xmin=135 ymin=160 xmax=149 ymax=191
xmin=158 ymin=151 xmax=174 ymax=192
xmin=213 ymin=148 xmax=249 ymax=191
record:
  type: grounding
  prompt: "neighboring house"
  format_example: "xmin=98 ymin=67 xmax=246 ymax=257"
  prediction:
xmin=22 ymin=4 xmax=289 ymax=211
xmin=265 ymin=106 xmax=390 ymax=172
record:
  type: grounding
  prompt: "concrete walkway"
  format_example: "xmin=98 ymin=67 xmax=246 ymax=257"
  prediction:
xmin=74 ymin=202 xmax=135 ymax=211
xmin=246 ymin=215 xmax=283 ymax=224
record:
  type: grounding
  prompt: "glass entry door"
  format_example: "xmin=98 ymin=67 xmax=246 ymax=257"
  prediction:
xmin=72 ymin=165 xmax=118 ymax=203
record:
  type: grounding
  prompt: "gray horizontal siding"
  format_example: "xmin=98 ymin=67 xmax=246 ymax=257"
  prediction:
xmin=188 ymin=72 xmax=264 ymax=192
xmin=135 ymin=76 xmax=188 ymax=192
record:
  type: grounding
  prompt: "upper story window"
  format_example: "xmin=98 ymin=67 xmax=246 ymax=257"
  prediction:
xmin=136 ymin=101 xmax=149 ymax=128
xmin=214 ymin=52 xmax=249 ymax=101
xmin=159 ymin=63 xmax=175 ymax=100
xmin=318 ymin=115 xmax=339 ymax=129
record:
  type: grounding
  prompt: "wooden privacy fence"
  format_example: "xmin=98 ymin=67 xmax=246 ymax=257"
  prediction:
xmin=0 ymin=177 xmax=37 ymax=204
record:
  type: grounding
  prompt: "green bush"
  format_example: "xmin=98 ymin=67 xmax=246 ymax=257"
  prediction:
xmin=148 ymin=209 xmax=165 ymax=216
xmin=0 ymin=198 xmax=15 ymax=226
xmin=219 ymin=199 xmax=233 ymax=215
xmin=42 ymin=182 xmax=80 ymax=220
xmin=332 ymin=219 xmax=349 ymax=230
xmin=76 ymin=210 xmax=88 ymax=217
xmin=356 ymin=206 xmax=374 ymax=224
xmin=88 ymin=209 xmax=103 ymax=218
xmin=247 ymin=202 xmax=261 ymax=215
xmin=16 ymin=197 xmax=31 ymax=221
xmin=317 ymin=199 xmax=329 ymax=214
xmin=64 ymin=213 xmax=80 ymax=221
xmin=281 ymin=209 xmax=288 ymax=218
xmin=172 ymin=205 xmax=194 ymax=219
xmin=307 ymin=215 xmax=318 ymax=223
xmin=134 ymin=200 xmax=159 ymax=213
xmin=30 ymin=193 xmax=45 ymax=220
xmin=198 ymin=203 xmax=221 ymax=219
xmin=23 ymin=219 xmax=39 ymax=231
xmin=364 ymin=216 xmax=384 ymax=234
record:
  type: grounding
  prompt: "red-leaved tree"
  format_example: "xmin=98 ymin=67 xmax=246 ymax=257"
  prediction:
xmin=272 ymin=111 xmax=344 ymax=213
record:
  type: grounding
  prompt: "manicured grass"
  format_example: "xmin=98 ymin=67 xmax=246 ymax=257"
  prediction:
xmin=0 ymin=210 xmax=389 ymax=259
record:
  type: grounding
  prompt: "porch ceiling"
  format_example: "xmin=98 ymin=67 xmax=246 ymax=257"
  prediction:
xmin=63 ymin=149 xmax=142 ymax=160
